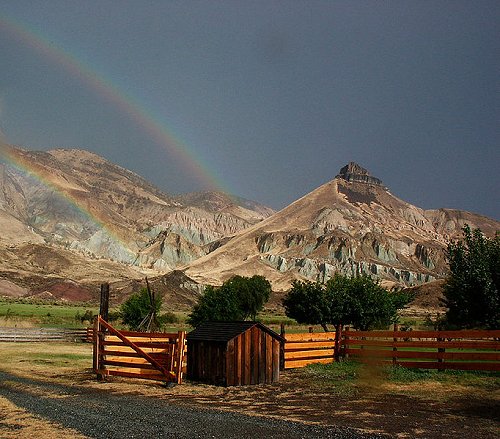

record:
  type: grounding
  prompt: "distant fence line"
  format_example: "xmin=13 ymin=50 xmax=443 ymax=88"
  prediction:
xmin=0 ymin=327 xmax=90 ymax=343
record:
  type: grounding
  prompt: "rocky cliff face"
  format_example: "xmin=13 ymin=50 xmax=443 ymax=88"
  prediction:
xmin=185 ymin=163 xmax=499 ymax=290
xmin=0 ymin=143 xmax=274 ymax=275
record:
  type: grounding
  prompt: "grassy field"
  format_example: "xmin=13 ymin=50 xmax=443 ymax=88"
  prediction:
xmin=0 ymin=298 xmax=309 ymax=332
xmin=0 ymin=300 xmax=100 ymax=327
xmin=301 ymin=360 xmax=500 ymax=395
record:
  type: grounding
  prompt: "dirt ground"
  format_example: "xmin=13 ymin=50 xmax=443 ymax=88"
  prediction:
xmin=93 ymin=370 xmax=499 ymax=439
xmin=0 ymin=342 xmax=499 ymax=438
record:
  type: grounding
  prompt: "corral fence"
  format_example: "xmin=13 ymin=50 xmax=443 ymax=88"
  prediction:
xmin=281 ymin=326 xmax=500 ymax=372
xmin=93 ymin=316 xmax=187 ymax=384
xmin=0 ymin=327 xmax=90 ymax=343
xmin=343 ymin=328 xmax=500 ymax=372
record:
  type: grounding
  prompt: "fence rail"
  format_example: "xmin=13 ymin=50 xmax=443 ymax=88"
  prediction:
xmin=280 ymin=327 xmax=500 ymax=372
xmin=342 ymin=328 xmax=500 ymax=372
xmin=282 ymin=331 xmax=336 ymax=369
xmin=0 ymin=327 xmax=89 ymax=342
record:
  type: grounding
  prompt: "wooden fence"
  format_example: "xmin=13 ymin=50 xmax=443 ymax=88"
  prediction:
xmin=0 ymin=327 xmax=90 ymax=343
xmin=93 ymin=317 xmax=187 ymax=383
xmin=342 ymin=329 xmax=500 ymax=372
xmin=282 ymin=331 xmax=336 ymax=369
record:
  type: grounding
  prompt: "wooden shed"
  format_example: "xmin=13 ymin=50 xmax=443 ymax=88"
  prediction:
xmin=187 ymin=321 xmax=284 ymax=386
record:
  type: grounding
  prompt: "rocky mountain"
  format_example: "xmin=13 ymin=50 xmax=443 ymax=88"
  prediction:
xmin=185 ymin=162 xmax=499 ymax=291
xmin=0 ymin=143 xmax=274 ymax=297
xmin=1 ymin=142 xmax=498 ymax=309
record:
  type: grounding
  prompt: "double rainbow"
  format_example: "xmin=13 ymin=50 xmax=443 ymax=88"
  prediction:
xmin=0 ymin=14 xmax=226 ymax=192
xmin=0 ymin=13 xmax=235 ymax=264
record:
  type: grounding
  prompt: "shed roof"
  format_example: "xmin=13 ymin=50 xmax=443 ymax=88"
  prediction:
xmin=187 ymin=321 xmax=284 ymax=343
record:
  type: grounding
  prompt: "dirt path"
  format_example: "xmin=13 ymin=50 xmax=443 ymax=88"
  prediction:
xmin=0 ymin=371 xmax=382 ymax=439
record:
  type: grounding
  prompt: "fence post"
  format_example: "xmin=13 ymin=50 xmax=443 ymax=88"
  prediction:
xmin=99 ymin=283 xmax=110 ymax=322
xmin=344 ymin=326 xmax=350 ymax=360
xmin=175 ymin=331 xmax=186 ymax=384
xmin=334 ymin=324 xmax=342 ymax=362
xmin=95 ymin=316 xmax=106 ymax=381
xmin=279 ymin=323 xmax=286 ymax=371
xmin=437 ymin=332 xmax=445 ymax=372
xmin=92 ymin=316 xmax=99 ymax=373
xmin=392 ymin=323 xmax=399 ymax=366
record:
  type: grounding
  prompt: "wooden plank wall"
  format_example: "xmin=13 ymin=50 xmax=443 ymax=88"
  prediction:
xmin=343 ymin=329 xmax=500 ymax=371
xmin=187 ymin=340 xmax=226 ymax=385
xmin=93 ymin=320 xmax=187 ymax=383
xmin=283 ymin=332 xmax=336 ymax=369
xmin=225 ymin=327 xmax=280 ymax=386
xmin=188 ymin=327 xmax=281 ymax=386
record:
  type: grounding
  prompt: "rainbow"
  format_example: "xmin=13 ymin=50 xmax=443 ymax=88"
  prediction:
xmin=0 ymin=14 xmax=226 ymax=193
xmin=0 ymin=142 xmax=137 ymax=262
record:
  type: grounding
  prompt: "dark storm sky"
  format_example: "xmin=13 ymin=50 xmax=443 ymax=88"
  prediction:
xmin=0 ymin=1 xmax=498 ymax=219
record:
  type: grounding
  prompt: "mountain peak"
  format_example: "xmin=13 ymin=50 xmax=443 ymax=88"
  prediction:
xmin=336 ymin=162 xmax=384 ymax=187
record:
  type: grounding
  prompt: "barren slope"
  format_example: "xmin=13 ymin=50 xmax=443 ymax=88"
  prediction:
xmin=185 ymin=163 xmax=499 ymax=290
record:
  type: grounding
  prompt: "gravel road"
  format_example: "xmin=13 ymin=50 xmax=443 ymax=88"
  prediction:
xmin=0 ymin=371 xmax=387 ymax=439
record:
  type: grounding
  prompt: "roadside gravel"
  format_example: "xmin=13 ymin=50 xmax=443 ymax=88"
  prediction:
xmin=0 ymin=371 xmax=386 ymax=439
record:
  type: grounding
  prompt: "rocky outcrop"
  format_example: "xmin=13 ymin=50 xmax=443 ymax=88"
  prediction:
xmin=1 ymin=145 xmax=499 ymax=299
xmin=336 ymin=162 xmax=385 ymax=187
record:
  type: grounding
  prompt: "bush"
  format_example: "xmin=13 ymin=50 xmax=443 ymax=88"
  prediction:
xmin=120 ymin=287 xmax=162 ymax=331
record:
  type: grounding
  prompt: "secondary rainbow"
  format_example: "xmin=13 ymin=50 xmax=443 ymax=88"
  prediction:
xmin=0 ymin=14 xmax=227 ymax=193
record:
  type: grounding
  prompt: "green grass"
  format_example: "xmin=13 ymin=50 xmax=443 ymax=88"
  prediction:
xmin=387 ymin=364 xmax=500 ymax=386
xmin=299 ymin=360 xmax=362 ymax=395
xmin=298 ymin=359 xmax=500 ymax=398
xmin=0 ymin=300 xmax=100 ymax=327
xmin=0 ymin=342 xmax=94 ymax=375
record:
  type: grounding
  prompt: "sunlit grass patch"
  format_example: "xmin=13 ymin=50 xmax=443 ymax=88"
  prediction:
xmin=0 ymin=342 xmax=93 ymax=378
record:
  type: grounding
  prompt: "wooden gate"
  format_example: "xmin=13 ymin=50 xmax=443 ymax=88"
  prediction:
xmin=93 ymin=316 xmax=187 ymax=383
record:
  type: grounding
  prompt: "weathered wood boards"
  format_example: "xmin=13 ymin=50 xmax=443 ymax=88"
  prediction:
xmin=187 ymin=321 xmax=283 ymax=386
xmin=93 ymin=316 xmax=187 ymax=383
xmin=0 ymin=327 xmax=90 ymax=342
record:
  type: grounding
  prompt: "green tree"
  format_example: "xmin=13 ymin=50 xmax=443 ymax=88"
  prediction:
xmin=224 ymin=275 xmax=272 ymax=320
xmin=281 ymin=280 xmax=331 ymax=331
xmin=283 ymin=274 xmax=412 ymax=331
xmin=120 ymin=287 xmax=162 ymax=331
xmin=187 ymin=275 xmax=271 ymax=327
xmin=443 ymin=225 xmax=499 ymax=329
